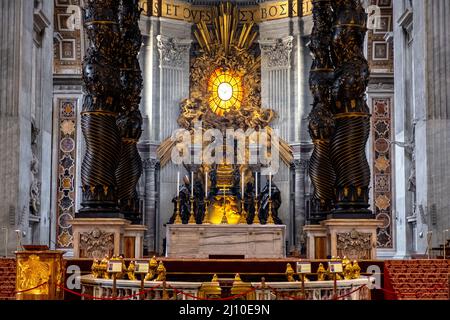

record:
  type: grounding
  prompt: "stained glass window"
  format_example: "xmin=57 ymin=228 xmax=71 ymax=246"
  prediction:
xmin=208 ymin=69 xmax=243 ymax=116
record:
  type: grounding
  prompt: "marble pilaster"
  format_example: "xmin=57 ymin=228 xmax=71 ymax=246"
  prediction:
xmin=155 ymin=29 xmax=192 ymax=254
xmin=0 ymin=0 xmax=53 ymax=255
xmin=293 ymin=159 xmax=308 ymax=251
xmin=143 ymin=158 xmax=159 ymax=253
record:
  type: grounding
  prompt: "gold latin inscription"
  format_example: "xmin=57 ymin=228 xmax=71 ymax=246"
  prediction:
xmin=144 ymin=0 xmax=305 ymax=24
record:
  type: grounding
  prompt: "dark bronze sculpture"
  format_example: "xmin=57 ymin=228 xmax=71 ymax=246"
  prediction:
xmin=260 ymin=181 xmax=283 ymax=225
xmin=244 ymin=181 xmax=255 ymax=224
xmin=116 ymin=0 xmax=144 ymax=223
xmin=308 ymin=0 xmax=373 ymax=220
xmin=329 ymin=0 xmax=372 ymax=217
xmin=193 ymin=179 xmax=205 ymax=224
xmin=308 ymin=0 xmax=336 ymax=223
xmin=78 ymin=0 xmax=122 ymax=217
xmin=170 ymin=176 xmax=192 ymax=224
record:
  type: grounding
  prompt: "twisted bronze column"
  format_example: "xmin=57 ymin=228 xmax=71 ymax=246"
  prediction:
xmin=329 ymin=0 xmax=372 ymax=218
xmin=307 ymin=0 xmax=336 ymax=223
xmin=78 ymin=0 xmax=122 ymax=217
xmin=116 ymin=0 xmax=144 ymax=224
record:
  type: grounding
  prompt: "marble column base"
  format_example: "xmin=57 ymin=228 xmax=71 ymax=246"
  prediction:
xmin=166 ymin=224 xmax=286 ymax=259
xmin=71 ymin=218 xmax=147 ymax=259
xmin=304 ymin=219 xmax=384 ymax=260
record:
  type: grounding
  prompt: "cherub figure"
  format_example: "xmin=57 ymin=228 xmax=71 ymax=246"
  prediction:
xmin=155 ymin=261 xmax=166 ymax=282
xmin=127 ymin=261 xmax=136 ymax=281
xmin=317 ymin=263 xmax=326 ymax=281
xmin=145 ymin=256 xmax=159 ymax=281
xmin=285 ymin=263 xmax=296 ymax=282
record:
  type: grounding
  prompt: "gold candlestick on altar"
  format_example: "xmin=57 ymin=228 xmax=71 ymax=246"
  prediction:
xmin=202 ymin=199 xmax=210 ymax=224
xmin=188 ymin=197 xmax=196 ymax=224
xmin=239 ymin=200 xmax=247 ymax=224
xmin=267 ymin=199 xmax=275 ymax=224
xmin=221 ymin=187 xmax=228 ymax=224
xmin=174 ymin=198 xmax=182 ymax=224
xmin=253 ymin=198 xmax=260 ymax=224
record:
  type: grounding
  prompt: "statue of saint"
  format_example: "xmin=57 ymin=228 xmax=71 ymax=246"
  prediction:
xmin=260 ymin=180 xmax=282 ymax=224
xmin=193 ymin=179 xmax=205 ymax=223
xmin=244 ymin=181 xmax=255 ymax=224
xmin=169 ymin=175 xmax=191 ymax=224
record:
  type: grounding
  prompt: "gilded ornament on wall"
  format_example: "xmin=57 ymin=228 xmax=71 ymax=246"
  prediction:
xmin=157 ymin=3 xmax=293 ymax=167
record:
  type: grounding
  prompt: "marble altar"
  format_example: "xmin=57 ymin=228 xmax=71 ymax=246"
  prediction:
xmin=166 ymin=224 xmax=286 ymax=259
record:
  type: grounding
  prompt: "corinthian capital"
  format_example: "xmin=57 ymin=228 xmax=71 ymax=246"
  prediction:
xmin=143 ymin=158 xmax=159 ymax=170
xmin=293 ymin=159 xmax=309 ymax=171
xmin=156 ymin=35 xmax=192 ymax=69
xmin=259 ymin=36 xmax=294 ymax=69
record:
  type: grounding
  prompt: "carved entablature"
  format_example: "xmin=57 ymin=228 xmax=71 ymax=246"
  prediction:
xmin=259 ymin=36 xmax=294 ymax=69
xmin=79 ymin=229 xmax=115 ymax=259
xmin=336 ymin=229 xmax=372 ymax=260
xmin=156 ymin=35 xmax=192 ymax=69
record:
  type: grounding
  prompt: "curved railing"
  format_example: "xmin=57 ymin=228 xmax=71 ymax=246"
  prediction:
xmin=78 ymin=275 xmax=374 ymax=300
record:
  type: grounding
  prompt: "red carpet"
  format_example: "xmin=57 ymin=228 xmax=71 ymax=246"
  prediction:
xmin=384 ymin=259 xmax=449 ymax=300
xmin=0 ymin=258 xmax=16 ymax=300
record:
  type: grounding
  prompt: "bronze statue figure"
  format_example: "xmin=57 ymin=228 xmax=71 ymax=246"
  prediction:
xmin=169 ymin=176 xmax=192 ymax=224
xmin=260 ymin=180 xmax=283 ymax=225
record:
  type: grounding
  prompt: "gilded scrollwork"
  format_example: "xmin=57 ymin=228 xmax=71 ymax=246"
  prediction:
xmin=158 ymin=3 xmax=293 ymax=168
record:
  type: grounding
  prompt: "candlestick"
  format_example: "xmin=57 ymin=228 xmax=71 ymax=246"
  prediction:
xmin=267 ymin=199 xmax=275 ymax=224
xmin=188 ymin=196 xmax=196 ymax=224
xmin=177 ymin=171 xmax=180 ymax=197
xmin=241 ymin=171 xmax=244 ymax=198
xmin=269 ymin=173 xmax=272 ymax=198
xmin=221 ymin=186 xmax=228 ymax=224
xmin=205 ymin=171 xmax=208 ymax=198
xmin=191 ymin=171 xmax=194 ymax=198
xmin=255 ymin=173 xmax=258 ymax=198
xmin=202 ymin=199 xmax=210 ymax=224
xmin=253 ymin=197 xmax=260 ymax=225
xmin=174 ymin=198 xmax=182 ymax=224
xmin=239 ymin=200 xmax=247 ymax=224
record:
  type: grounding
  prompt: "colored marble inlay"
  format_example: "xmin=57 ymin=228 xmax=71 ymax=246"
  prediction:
xmin=372 ymin=98 xmax=393 ymax=248
xmin=56 ymin=99 xmax=77 ymax=248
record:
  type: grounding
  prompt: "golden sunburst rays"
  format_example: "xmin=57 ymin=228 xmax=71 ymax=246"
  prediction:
xmin=194 ymin=2 xmax=258 ymax=56
xmin=208 ymin=68 xmax=243 ymax=116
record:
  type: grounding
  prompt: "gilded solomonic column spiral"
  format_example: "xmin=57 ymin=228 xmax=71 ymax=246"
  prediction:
xmin=116 ymin=0 xmax=144 ymax=224
xmin=78 ymin=0 xmax=122 ymax=217
xmin=329 ymin=0 xmax=373 ymax=218
xmin=307 ymin=0 xmax=336 ymax=223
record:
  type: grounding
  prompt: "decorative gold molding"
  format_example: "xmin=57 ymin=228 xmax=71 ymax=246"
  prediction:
xmin=141 ymin=0 xmax=312 ymax=23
